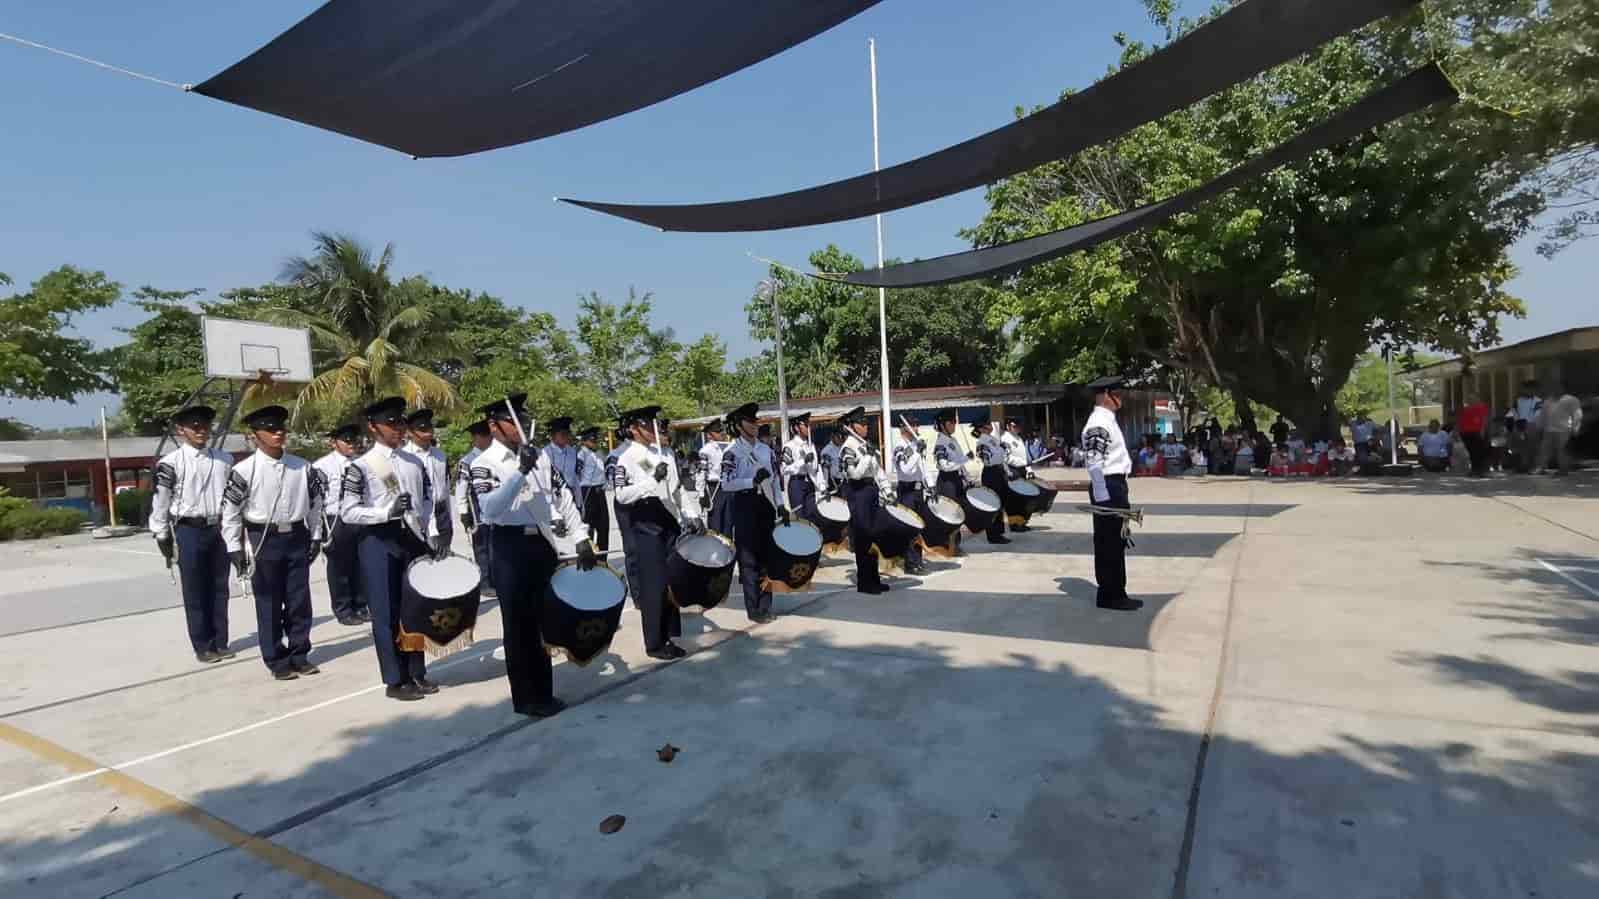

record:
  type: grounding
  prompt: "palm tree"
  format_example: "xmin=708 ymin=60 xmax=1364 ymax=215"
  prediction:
xmin=265 ymin=232 xmax=460 ymax=421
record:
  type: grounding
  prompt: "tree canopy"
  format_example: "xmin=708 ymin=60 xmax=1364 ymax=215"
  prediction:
xmin=0 ymin=267 xmax=120 ymax=402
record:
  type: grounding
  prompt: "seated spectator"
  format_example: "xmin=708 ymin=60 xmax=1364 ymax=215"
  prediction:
xmin=1360 ymin=431 xmax=1388 ymax=475
xmin=1233 ymin=438 xmax=1255 ymax=475
xmin=1267 ymin=443 xmax=1290 ymax=475
xmin=1417 ymin=419 xmax=1451 ymax=472
xmin=1160 ymin=433 xmax=1186 ymax=475
xmin=1285 ymin=429 xmax=1307 ymax=466
xmin=1136 ymin=438 xmax=1160 ymax=475
xmin=1069 ymin=443 xmax=1085 ymax=468
xmin=1188 ymin=443 xmax=1208 ymax=474
xmin=1327 ymin=438 xmax=1356 ymax=476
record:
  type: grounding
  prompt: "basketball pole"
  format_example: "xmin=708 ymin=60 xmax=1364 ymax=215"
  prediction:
xmin=869 ymin=38 xmax=893 ymax=471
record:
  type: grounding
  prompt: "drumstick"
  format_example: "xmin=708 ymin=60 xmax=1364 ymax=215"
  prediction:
xmin=555 ymin=548 xmax=626 ymax=562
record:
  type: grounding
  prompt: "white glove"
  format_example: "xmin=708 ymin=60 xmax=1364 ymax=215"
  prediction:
xmin=1089 ymin=471 xmax=1110 ymax=505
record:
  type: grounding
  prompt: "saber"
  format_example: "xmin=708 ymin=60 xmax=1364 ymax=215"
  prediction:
xmin=1076 ymin=503 xmax=1146 ymax=542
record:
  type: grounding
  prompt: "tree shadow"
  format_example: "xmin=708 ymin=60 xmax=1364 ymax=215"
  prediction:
xmin=1325 ymin=470 xmax=1598 ymax=499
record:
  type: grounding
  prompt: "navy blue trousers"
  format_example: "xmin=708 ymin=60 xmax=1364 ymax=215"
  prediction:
xmin=787 ymin=478 xmax=818 ymax=525
xmin=895 ymin=481 xmax=927 ymax=569
xmin=1093 ymin=475 xmax=1131 ymax=604
xmin=844 ymin=481 xmax=883 ymax=591
xmin=489 ymin=527 xmax=557 ymax=709
xmin=980 ymin=465 xmax=1009 ymax=540
xmin=357 ymin=526 xmax=427 ymax=687
xmin=324 ymin=522 xmax=364 ymax=620
xmin=469 ymin=525 xmax=494 ymax=593
xmin=248 ymin=523 xmax=313 ymax=673
xmin=174 ymin=522 xmax=230 ymax=654
xmin=708 ymin=485 xmax=733 ymax=539
xmin=730 ymin=491 xmax=773 ymax=618
xmin=627 ymin=503 xmax=683 ymax=650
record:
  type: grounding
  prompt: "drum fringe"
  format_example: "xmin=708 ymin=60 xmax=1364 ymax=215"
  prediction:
xmin=547 ymin=641 xmax=615 ymax=668
xmin=866 ymin=544 xmax=908 ymax=574
xmin=1006 ymin=514 xmax=1031 ymax=527
xmin=761 ymin=576 xmax=813 ymax=595
xmin=821 ymin=540 xmax=852 ymax=558
xmin=921 ymin=535 xmax=960 ymax=560
xmin=398 ymin=625 xmax=474 ymax=658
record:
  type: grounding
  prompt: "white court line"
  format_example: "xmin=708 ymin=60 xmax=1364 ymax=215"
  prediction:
xmin=95 ymin=546 xmax=163 ymax=557
xmin=0 ymin=644 xmax=499 ymax=806
xmin=1537 ymin=559 xmax=1599 ymax=600
xmin=0 ymin=566 xmax=957 ymax=805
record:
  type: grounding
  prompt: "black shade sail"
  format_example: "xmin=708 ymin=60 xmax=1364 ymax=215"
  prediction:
xmin=194 ymin=0 xmax=879 ymax=158
xmin=562 ymin=0 xmax=1420 ymax=232
xmin=831 ymin=66 xmax=1457 ymax=288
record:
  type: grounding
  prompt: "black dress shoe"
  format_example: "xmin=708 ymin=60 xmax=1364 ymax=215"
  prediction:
xmin=517 ymin=698 xmax=567 ymax=718
xmin=1096 ymin=597 xmax=1145 ymax=611
xmin=356 ymin=607 xmax=373 ymax=623
xmin=413 ymin=677 xmax=440 ymax=695
xmin=1012 ymin=525 xmax=1031 ymax=532
xmin=213 ymin=646 xmax=238 ymax=660
xmin=273 ymin=669 xmax=300 ymax=681
xmin=646 ymin=647 xmax=679 ymax=661
xmin=292 ymin=661 xmax=321 ymax=676
xmin=386 ymin=683 xmax=425 ymax=701
xmin=336 ymin=615 xmax=361 ymax=626
xmin=196 ymin=650 xmax=222 ymax=664
xmin=989 ymin=535 xmax=1012 ymax=544
xmin=664 ymin=642 xmax=688 ymax=659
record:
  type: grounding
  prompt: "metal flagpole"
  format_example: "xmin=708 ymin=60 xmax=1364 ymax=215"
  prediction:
xmin=101 ymin=407 xmax=116 ymax=527
xmin=1385 ymin=347 xmax=1399 ymax=466
xmin=869 ymin=38 xmax=893 ymax=470
xmin=769 ymin=279 xmax=794 ymax=512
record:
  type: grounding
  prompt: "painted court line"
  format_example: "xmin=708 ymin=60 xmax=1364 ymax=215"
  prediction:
xmin=1537 ymin=558 xmax=1599 ymax=600
xmin=0 ymin=644 xmax=498 ymax=806
xmin=0 ymin=721 xmax=388 ymax=898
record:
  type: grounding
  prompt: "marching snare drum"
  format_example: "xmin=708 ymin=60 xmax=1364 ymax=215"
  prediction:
xmin=920 ymin=495 xmax=966 ymax=557
xmin=1029 ymin=483 xmax=1059 ymax=516
xmin=400 ymin=555 xmax=482 ymax=655
xmin=815 ymin=494 xmax=852 ymax=558
xmin=542 ymin=562 xmax=626 ymax=667
xmin=872 ymin=503 xmax=925 ymax=570
xmin=1004 ymin=478 xmax=1042 ymax=526
xmin=960 ymin=486 xmax=1002 ymax=535
xmin=763 ymin=520 xmax=823 ymax=593
xmin=666 ymin=531 xmax=736 ymax=611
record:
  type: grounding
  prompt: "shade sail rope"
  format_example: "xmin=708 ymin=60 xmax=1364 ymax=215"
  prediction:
xmin=0 ymin=31 xmax=192 ymax=91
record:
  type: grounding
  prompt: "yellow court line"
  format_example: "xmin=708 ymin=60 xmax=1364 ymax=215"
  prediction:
xmin=0 ymin=721 xmax=390 ymax=899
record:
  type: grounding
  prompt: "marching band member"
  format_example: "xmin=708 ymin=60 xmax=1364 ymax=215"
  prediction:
xmin=720 ymin=403 xmax=784 ymax=623
xmin=150 ymin=404 xmax=237 ymax=664
xmin=1000 ymin=417 xmax=1035 ymax=532
xmin=838 ymin=406 xmax=888 ymax=594
xmin=453 ymin=420 xmax=496 ymax=597
xmin=893 ymin=414 xmax=932 ymax=576
xmin=605 ymin=427 xmax=642 ymax=604
xmin=221 ymin=405 xmax=324 ymax=681
xmin=403 ymin=408 xmax=454 ymax=556
xmin=542 ymin=416 xmax=581 ymax=506
xmin=576 ymin=427 xmax=610 ymax=552
xmin=1082 ymin=376 xmax=1141 ymax=612
xmin=341 ymin=397 xmax=449 ymax=702
xmin=314 ymin=423 xmax=369 ymax=624
xmin=696 ymin=419 xmax=732 ymax=536
xmin=932 ymin=409 xmax=968 ymax=555
xmin=973 ymin=420 xmax=1012 ymax=544
xmin=820 ymin=427 xmax=847 ymax=495
xmin=613 ymin=405 xmax=704 ymax=655
xmin=781 ymin=412 xmax=823 ymax=524
xmin=472 ymin=394 xmax=596 ymax=717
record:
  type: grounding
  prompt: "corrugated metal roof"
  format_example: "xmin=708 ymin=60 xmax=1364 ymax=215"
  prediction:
xmin=0 ymin=435 xmax=252 ymax=466
xmin=671 ymin=383 xmax=1072 ymax=428
xmin=1407 ymin=326 xmax=1599 ymax=378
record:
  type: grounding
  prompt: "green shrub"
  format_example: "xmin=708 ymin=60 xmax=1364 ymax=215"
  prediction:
xmin=0 ymin=488 xmax=87 ymax=540
xmin=114 ymin=488 xmax=154 ymax=528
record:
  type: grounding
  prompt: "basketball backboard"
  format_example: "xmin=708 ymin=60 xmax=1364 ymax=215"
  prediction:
xmin=201 ymin=316 xmax=313 ymax=382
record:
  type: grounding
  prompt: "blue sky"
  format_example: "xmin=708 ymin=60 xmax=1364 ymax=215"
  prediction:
xmin=3 ymin=1 xmax=1593 ymax=429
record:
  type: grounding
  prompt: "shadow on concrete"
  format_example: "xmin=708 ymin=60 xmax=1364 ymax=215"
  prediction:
xmin=4 ymin=622 xmax=1595 ymax=898
xmin=959 ymin=531 xmax=1238 ymax=559
xmin=1133 ymin=504 xmax=1296 ymax=518
xmin=1325 ymin=470 xmax=1598 ymax=500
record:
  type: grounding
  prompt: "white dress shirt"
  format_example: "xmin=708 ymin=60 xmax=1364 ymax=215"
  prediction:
xmin=840 ymin=433 xmax=892 ymax=494
xmin=470 ymin=439 xmax=588 ymax=546
xmin=1082 ymin=405 xmax=1132 ymax=501
xmin=933 ymin=432 xmax=966 ymax=475
xmin=1000 ymin=431 xmax=1031 ymax=471
xmin=150 ymin=442 xmax=232 ymax=535
xmin=611 ymin=439 xmax=703 ymax=525
xmin=340 ymin=442 xmax=442 ymax=542
xmin=820 ymin=442 xmax=845 ymax=486
xmin=696 ymin=439 xmax=728 ymax=494
xmin=576 ymin=446 xmax=607 ymax=488
xmin=221 ymin=449 xmax=324 ymax=552
xmin=541 ymin=441 xmax=581 ymax=500
xmin=781 ymin=436 xmax=824 ymax=491
xmin=975 ymin=432 xmax=1005 ymax=468
xmin=403 ymin=440 xmax=450 ymax=518
xmin=453 ymin=446 xmax=483 ymax=524
xmin=312 ymin=450 xmax=356 ymax=523
xmin=720 ymin=436 xmax=782 ymax=507
xmin=893 ymin=434 xmax=932 ymax=486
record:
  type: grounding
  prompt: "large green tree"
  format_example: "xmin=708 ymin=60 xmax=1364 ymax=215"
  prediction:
xmin=746 ymin=247 xmax=1008 ymax=396
xmin=970 ymin=0 xmax=1591 ymax=437
xmin=0 ymin=267 xmax=120 ymax=402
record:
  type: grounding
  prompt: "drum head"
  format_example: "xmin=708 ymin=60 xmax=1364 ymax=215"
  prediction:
xmin=406 ymin=556 xmax=480 ymax=598
xmin=676 ymin=532 xmax=735 ymax=568
xmin=772 ymin=521 xmax=823 ymax=556
xmin=884 ymin=504 xmax=925 ymax=529
xmin=1008 ymin=479 xmax=1042 ymax=497
xmin=967 ymin=487 xmax=1001 ymax=512
xmin=550 ymin=564 xmax=626 ymax=612
xmin=930 ymin=496 xmax=965 ymax=525
xmin=817 ymin=496 xmax=851 ymax=523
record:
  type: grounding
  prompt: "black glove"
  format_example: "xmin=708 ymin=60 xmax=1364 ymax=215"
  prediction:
xmin=685 ymin=518 xmax=706 ymax=536
xmin=518 ymin=444 xmax=540 ymax=474
xmin=229 ymin=550 xmax=251 ymax=579
xmin=459 ymin=513 xmax=472 ymax=531
xmin=1025 ymin=470 xmax=1036 ymax=480
xmin=551 ymin=519 xmax=569 ymax=538
xmin=653 ymin=462 xmax=670 ymax=482
xmin=575 ymin=539 xmax=598 ymax=571
xmin=753 ymin=468 xmax=770 ymax=486
xmin=699 ymin=492 xmax=711 ymax=510
xmin=917 ymin=439 xmax=927 ymax=453
xmin=434 ymin=529 xmax=454 ymax=560
xmin=155 ymin=532 xmax=175 ymax=565
xmin=804 ymin=452 xmax=815 ymax=465
xmin=394 ymin=493 xmax=413 ymax=514
xmin=778 ymin=506 xmax=791 ymax=525
xmin=307 ymin=541 xmax=322 ymax=565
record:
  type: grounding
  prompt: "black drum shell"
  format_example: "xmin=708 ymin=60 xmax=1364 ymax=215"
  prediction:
xmin=765 ymin=521 xmax=823 ymax=590
xmin=541 ymin=563 xmax=625 ymax=667
xmin=401 ymin=557 xmax=482 ymax=647
xmin=666 ymin=532 xmax=736 ymax=610
xmin=873 ymin=504 xmax=924 ymax=560
xmin=921 ymin=496 xmax=965 ymax=552
xmin=961 ymin=487 xmax=1001 ymax=535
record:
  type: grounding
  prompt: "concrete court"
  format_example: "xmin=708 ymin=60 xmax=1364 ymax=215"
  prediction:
xmin=0 ymin=472 xmax=1596 ymax=898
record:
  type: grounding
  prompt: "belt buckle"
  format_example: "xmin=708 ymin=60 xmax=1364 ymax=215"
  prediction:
xmin=204 ymin=515 xmax=220 ymax=526
xmin=522 ymin=526 xmax=538 ymax=536
xmin=275 ymin=522 xmax=292 ymax=534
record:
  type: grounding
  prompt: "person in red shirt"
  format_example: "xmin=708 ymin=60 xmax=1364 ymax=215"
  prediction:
xmin=1456 ymin=394 xmax=1491 ymax=478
